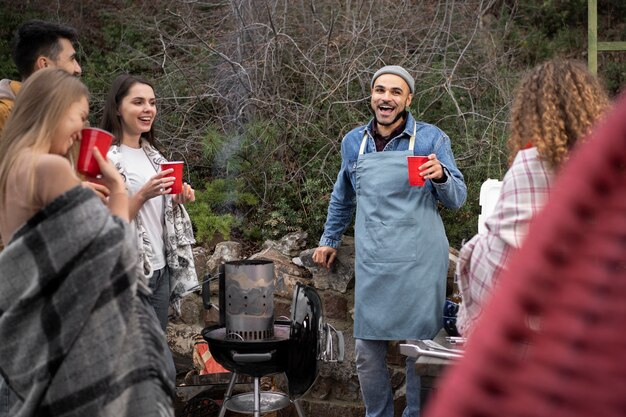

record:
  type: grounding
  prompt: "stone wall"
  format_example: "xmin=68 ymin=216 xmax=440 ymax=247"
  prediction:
xmin=170 ymin=232 xmax=457 ymax=416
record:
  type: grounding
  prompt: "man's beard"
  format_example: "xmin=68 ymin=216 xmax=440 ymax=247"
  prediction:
xmin=375 ymin=109 xmax=407 ymax=127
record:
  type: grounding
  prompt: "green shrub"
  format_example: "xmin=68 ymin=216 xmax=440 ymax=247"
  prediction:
xmin=185 ymin=178 xmax=258 ymax=246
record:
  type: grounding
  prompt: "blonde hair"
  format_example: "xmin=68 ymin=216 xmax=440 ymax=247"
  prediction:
xmin=0 ymin=68 xmax=88 ymax=210
xmin=508 ymin=59 xmax=609 ymax=169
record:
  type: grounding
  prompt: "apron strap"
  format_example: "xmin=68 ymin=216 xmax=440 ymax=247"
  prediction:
xmin=359 ymin=132 xmax=368 ymax=155
xmin=408 ymin=123 xmax=416 ymax=151
xmin=359 ymin=122 xmax=417 ymax=155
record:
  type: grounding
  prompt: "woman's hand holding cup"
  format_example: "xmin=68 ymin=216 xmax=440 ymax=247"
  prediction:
xmin=139 ymin=169 xmax=175 ymax=202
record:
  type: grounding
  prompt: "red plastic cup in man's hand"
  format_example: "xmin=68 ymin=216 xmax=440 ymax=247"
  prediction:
xmin=78 ymin=128 xmax=114 ymax=177
xmin=160 ymin=161 xmax=184 ymax=194
xmin=407 ymin=155 xmax=430 ymax=186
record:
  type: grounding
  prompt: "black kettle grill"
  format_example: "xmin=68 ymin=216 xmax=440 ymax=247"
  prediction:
xmin=202 ymin=260 xmax=344 ymax=417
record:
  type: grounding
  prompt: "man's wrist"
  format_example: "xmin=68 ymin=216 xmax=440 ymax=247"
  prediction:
xmin=432 ymin=166 xmax=449 ymax=184
xmin=319 ymin=236 xmax=340 ymax=249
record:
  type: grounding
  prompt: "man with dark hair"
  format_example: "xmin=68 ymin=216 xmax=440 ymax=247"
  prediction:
xmin=0 ymin=19 xmax=81 ymax=132
xmin=313 ymin=65 xmax=466 ymax=417
xmin=0 ymin=20 xmax=107 ymax=200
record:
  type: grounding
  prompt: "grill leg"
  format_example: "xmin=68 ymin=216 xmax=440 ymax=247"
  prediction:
xmin=253 ymin=377 xmax=261 ymax=417
xmin=218 ymin=372 xmax=237 ymax=417
xmin=293 ymin=399 xmax=306 ymax=417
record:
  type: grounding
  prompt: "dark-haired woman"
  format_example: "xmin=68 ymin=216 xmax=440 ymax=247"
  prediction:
xmin=101 ymin=74 xmax=197 ymax=332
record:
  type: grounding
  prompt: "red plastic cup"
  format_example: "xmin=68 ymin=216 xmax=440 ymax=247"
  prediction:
xmin=160 ymin=161 xmax=184 ymax=194
xmin=407 ymin=156 xmax=429 ymax=186
xmin=77 ymin=128 xmax=114 ymax=177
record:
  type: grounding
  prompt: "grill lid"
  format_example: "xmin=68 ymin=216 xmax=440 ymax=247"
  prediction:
xmin=286 ymin=283 xmax=323 ymax=398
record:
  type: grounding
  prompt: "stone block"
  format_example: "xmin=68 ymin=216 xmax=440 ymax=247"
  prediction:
xmin=299 ymin=236 xmax=355 ymax=293
xmin=303 ymin=399 xmax=365 ymax=417
xmin=205 ymin=241 xmax=242 ymax=277
xmin=308 ymin=376 xmax=332 ymax=400
xmin=262 ymin=231 xmax=308 ymax=257
xmin=192 ymin=246 xmax=209 ymax=282
xmin=322 ymin=291 xmax=348 ymax=320
xmin=179 ymin=293 xmax=204 ymax=326
xmin=332 ymin=376 xmax=361 ymax=402
xmin=273 ymin=298 xmax=291 ymax=321
xmin=276 ymin=405 xmax=300 ymax=417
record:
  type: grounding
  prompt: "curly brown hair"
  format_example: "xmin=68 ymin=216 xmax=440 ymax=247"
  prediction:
xmin=508 ymin=59 xmax=610 ymax=169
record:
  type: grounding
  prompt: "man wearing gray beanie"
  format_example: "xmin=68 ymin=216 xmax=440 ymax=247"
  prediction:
xmin=313 ymin=65 xmax=466 ymax=417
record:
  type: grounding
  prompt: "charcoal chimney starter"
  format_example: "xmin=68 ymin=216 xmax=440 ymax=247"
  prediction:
xmin=220 ymin=259 xmax=275 ymax=341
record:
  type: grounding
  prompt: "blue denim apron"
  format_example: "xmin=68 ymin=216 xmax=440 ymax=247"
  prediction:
xmin=354 ymin=126 xmax=448 ymax=340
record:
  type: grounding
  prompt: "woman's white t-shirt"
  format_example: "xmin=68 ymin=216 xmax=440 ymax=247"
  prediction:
xmin=120 ymin=144 xmax=166 ymax=269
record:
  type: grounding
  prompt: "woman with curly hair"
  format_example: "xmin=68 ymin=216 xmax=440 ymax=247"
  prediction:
xmin=456 ymin=59 xmax=610 ymax=336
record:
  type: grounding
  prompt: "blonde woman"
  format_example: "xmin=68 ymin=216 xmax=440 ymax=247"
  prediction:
xmin=0 ymin=68 xmax=174 ymax=417
xmin=456 ymin=59 xmax=610 ymax=336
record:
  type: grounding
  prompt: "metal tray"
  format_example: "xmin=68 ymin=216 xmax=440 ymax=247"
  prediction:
xmin=225 ymin=391 xmax=291 ymax=413
xmin=399 ymin=343 xmax=463 ymax=360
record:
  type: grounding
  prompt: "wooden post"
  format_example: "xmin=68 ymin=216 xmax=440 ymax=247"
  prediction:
xmin=588 ymin=0 xmax=626 ymax=75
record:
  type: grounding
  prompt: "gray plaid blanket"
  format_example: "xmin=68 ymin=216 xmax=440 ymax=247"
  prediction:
xmin=0 ymin=186 xmax=174 ymax=417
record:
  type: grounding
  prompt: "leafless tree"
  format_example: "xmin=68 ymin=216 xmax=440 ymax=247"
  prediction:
xmin=12 ymin=0 xmax=523 ymax=241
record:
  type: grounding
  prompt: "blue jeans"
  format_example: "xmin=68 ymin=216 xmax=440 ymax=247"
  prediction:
xmin=355 ymin=339 xmax=421 ymax=417
xmin=148 ymin=266 xmax=170 ymax=331
xmin=0 ymin=375 xmax=20 ymax=417
xmin=146 ymin=267 xmax=175 ymax=382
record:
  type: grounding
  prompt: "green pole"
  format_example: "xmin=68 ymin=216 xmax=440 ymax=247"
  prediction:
xmin=588 ymin=0 xmax=598 ymax=74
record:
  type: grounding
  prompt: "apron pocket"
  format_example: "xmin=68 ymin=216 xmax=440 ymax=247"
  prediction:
xmin=362 ymin=219 xmax=418 ymax=263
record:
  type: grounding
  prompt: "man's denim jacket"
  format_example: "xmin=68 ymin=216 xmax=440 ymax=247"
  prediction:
xmin=319 ymin=112 xmax=467 ymax=248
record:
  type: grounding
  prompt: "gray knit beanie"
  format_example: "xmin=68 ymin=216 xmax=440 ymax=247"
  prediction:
xmin=371 ymin=65 xmax=415 ymax=94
